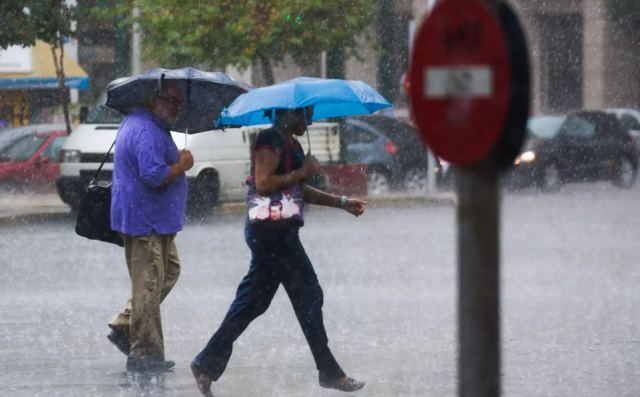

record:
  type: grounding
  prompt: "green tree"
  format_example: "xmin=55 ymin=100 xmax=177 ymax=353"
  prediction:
xmin=0 ymin=0 xmax=77 ymax=133
xmin=0 ymin=2 xmax=36 ymax=46
xmin=118 ymin=0 xmax=375 ymax=85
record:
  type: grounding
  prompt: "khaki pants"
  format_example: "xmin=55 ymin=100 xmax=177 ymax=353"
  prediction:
xmin=110 ymin=232 xmax=181 ymax=360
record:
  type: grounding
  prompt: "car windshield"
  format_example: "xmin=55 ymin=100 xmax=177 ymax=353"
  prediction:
xmin=558 ymin=115 xmax=597 ymax=138
xmin=357 ymin=116 xmax=420 ymax=145
xmin=40 ymin=137 xmax=67 ymax=161
xmin=0 ymin=135 xmax=47 ymax=161
xmin=0 ymin=126 xmax=39 ymax=151
xmin=527 ymin=116 xmax=565 ymax=139
xmin=84 ymin=92 xmax=124 ymax=124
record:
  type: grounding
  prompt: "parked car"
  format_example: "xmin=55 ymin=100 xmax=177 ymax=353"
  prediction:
xmin=506 ymin=114 xmax=566 ymax=189
xmin=0 ymin=124 xmax=66 ymax=152
xmin=339 ymin=115 xmax=428 ymax=194
xmin=508 ymin=110 xmax=638 ymax=189
xmin=434 ymin=115 xmax=567 ymax=190
xmin=605 ymin=108 xmax=640 ymax=154
xmin=0 ymin=128 xmax=67 ymax=186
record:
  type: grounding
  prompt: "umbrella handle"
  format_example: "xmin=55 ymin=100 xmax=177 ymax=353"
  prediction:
xmin=156 ymin=73 xmax=165 ymax=96
xmin=304 ymin=107 xmax=311 ymax=155
xmin=187 ymin=80 xmax=192 ymax=148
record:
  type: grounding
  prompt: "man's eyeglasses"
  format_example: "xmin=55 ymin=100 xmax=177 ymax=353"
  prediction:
xmin=156 ymin=94 xmax=182 ymax=106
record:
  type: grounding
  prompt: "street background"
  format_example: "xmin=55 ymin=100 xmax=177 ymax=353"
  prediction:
xmin=0 ymin=183 xmax=638 ymax=396
xmin=3 ymin=1 xmax=640 ymax=396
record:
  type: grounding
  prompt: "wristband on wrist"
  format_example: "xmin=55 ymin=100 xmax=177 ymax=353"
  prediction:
xmin=340 ymin=195 xmax=348 ymax=208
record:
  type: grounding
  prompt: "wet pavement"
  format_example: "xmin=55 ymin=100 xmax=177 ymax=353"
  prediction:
xmin=0 ymin=188 xmax=69 ymax=219
xmin=0 ymin=182 xmax=639 ymax=396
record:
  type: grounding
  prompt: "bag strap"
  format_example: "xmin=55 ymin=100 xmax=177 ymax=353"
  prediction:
xmin=283 ymin=137 xmax=293 ymax=173
xmin=269 ymin=129 xmax=294 ymax=173
xmin=90 ymin=140 xmax=116 ymax=184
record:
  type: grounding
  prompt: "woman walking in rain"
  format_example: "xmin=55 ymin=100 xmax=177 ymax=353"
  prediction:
xmin=190 ymin=107 xmax=367 ymax=396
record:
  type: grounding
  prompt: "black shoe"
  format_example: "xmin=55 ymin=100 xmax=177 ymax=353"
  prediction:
xmin=320 ymin=376 xmax=365 ymax=392
xmin=190 ymin=362 xmax=214 ymax=397
xmin=107 ymin=325 xmax=130 ymax=356
xmin=126 ymin=357 xmax=175 ymax=372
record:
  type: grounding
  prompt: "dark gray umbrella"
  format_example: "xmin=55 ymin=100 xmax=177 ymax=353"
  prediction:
xmin=106 ymin=67 xmax=249 ymax=134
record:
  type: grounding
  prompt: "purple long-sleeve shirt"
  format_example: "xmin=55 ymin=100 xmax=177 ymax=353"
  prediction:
xmin=110 ymin=108 xmax=187 ymax=236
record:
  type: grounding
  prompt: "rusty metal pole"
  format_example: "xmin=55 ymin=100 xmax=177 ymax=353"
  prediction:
xmin=457 ymin=158 xmax=501 ymax=397
xmin=457 ymin=1 xmax=501 ymax=396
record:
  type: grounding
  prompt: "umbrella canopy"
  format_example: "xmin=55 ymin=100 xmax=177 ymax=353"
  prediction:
xmin=106 ymin=67 xmax=249 ymax=133
xmin=218 ymin=77 xmax=391 ymax=127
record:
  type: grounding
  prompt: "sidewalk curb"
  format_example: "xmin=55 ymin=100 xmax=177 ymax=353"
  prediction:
xmin=0 ymin=210 xmax=72 ymax=226
xmin=0 ymin=193 xmax=457 ymax=225
xmin=363 ymin=193 xmax=457 ymax=207
xmin=211 ymin=194 xmax=456 ymax=217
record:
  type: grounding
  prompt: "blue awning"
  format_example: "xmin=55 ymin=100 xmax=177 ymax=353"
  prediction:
xmin=0 ymin=41 xmax=89 ymax=91
xmin=0 ymin=76 xmax=89 ymax=90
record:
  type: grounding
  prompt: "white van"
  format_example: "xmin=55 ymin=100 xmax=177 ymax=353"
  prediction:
xmin=56 ymin=80 xmax=340 ymax=214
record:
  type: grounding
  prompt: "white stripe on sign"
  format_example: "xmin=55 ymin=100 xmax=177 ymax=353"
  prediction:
xmin=424 ymin=66 xmax=493 ymax=98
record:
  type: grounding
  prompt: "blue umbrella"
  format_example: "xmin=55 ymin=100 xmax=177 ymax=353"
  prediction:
xmin=217 ymin=77 xmax=391 ymax=127
xmin=106 ymin=67 xmax=249 ymax=134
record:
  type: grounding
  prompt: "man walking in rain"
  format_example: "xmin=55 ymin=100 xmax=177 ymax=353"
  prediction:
xmin=190 ymin=107 xmax=366 ymax=395
xmin=107 ymin=79 xmax=194 ymax=372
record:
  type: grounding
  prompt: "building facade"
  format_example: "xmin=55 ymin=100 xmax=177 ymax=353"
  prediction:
xmin=72 ymin=0 xmax=640 ymax=118
xmin=411 ymin=0 xmax=640 ymax=115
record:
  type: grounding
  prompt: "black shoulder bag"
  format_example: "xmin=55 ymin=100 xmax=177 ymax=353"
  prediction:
xmin=74 ymin=141 xmax=124 ymax=247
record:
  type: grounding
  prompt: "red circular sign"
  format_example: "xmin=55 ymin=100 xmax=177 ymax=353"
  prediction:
xmin=409 ymin=0 xmax=511 ymax=166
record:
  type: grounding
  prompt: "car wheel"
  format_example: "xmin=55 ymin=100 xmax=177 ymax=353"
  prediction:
xmin=612 ymin=157 xmax=637 ymax=189
xmin=367 ymin=168 xmax=390 ymax=196
xmin=188 ymin=171 xmax=219 ymax=220
xmin=539 ymin=163 xmax=561 ymax=191
xmin=403 ymin=168 xmax=428 ymax=193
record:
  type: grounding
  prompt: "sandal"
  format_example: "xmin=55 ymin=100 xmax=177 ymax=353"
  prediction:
xmin=320 ymin=376 xmax=365 ymax=392
xmin=190 ymin=362 xmax=214 ymax=397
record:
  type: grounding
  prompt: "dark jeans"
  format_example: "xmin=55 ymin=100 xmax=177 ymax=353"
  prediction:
xmin=193 ymin=222 xmax=345 ymax=382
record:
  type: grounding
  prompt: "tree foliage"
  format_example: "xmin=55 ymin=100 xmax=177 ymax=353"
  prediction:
xmin=121 ymin=0 xmax=375 ymax=84
xmin=0 ymin=1 xmax=76 ymax=132
xmin=0 ymin=0 xmax=75 ymax=49
xmin=0 ymin=1 xmax=35 ymax=48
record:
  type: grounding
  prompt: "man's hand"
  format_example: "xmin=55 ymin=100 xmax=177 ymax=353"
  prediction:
xmin=179 ymin=149 xmax=194 ymax=171
xmin=161 ymin=149 xmax=194 ymax=186
xmin=343 ymin=198 xmax=367 ymax=217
